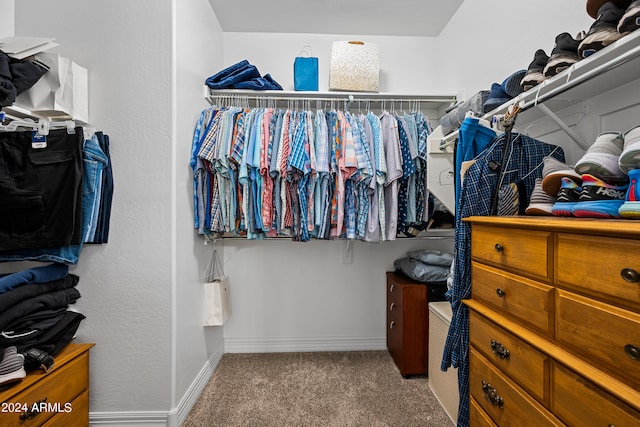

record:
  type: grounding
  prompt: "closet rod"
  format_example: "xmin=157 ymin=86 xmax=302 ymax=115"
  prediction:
xmin=205 ymin=87 xmax=456 ymax=105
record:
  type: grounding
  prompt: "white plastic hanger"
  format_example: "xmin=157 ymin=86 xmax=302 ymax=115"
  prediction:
xmin=0 ymin=113 xmax=75 ymax=135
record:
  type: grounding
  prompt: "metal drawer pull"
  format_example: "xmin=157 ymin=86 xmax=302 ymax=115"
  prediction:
xmin=389 ymin=284 xmax=395 ymax=293
xmin=389 ymin=321 xmax=395 ymax=329
xmin=20 ymin=397 xmax=47 ymax=421
xmin=496 ymin=288 xmax=506 ymax=298
xmin=624 ymin=344 xmax=640 ymax=360
xmin=494 ymin=243 xmax=503 ymax=253
xmin=482 ymin=380 xmax=504 ymax=408
xmin=389 ymin=302 xmax=395 ymax=311
xmin=491 ymin=339 xmax=511 ymax=360
xmin=621 ymin=268 xmax=640 ymax=283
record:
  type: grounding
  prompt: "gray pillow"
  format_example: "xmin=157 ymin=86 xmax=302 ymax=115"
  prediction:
xmin=407 ymin=250 xmax=453 ymax=267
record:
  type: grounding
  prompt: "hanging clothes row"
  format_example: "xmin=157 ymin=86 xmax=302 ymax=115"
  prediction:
xmin=191 ymin=100 xmax=441 ymax=242
xmin=0 ymin=121 xmax=114 ymax=264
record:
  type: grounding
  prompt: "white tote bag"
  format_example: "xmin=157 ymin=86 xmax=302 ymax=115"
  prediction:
xmin=203 ymin=246 xmax=232 ymax=326
xmin=14 ymin=52 xmax=89 ymax=123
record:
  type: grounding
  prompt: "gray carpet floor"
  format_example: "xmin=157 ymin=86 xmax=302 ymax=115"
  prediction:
xmin=183 ymin=350 xmax=454 ymax=427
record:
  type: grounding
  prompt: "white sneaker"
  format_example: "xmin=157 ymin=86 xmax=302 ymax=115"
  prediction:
xmin=575 ymin=132 xmax=628 ymax=183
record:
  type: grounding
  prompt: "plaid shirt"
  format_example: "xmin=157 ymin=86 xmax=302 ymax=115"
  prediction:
xmin=443 ymin=132 xmax=564 ymax=427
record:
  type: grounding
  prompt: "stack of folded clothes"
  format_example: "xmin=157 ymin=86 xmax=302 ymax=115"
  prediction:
xmin=205 ymin=59 xmax=283 ymax=90
xmin=0 ymin=263 xmax=85 ymax=386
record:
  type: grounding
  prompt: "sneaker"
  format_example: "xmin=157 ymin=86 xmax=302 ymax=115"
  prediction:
xmin=0 ymin=346 xmax=26 ymax=386
xmin=572 ymin=174 xmax=628 ymax=218
xmin=521 ymin=49 xmax=549 ymax=92
xmin=552 ymin=177 xmax=582 ymax=216
xmin=619 ymin=168 xmax=640 ymax=218
xmin=543 ymin=33 xmax=581 ymax=78
xmin=618 ymin=0 xmax=640 ymax=34
xmin=575 ymin=131 xmax=628 ymax=183
xmin=526 ymin=178 xmax=556 ymax=215
xmin=619 ymin=124 xmax=640 ymax=173
xmin=541 ymin=156 xmax=583 ymax=196
xmin=579 ymin=2 xmax=626 ymax=58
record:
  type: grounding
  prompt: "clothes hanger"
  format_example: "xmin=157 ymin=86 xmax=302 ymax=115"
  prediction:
xmin=0 ymin=113 xmax=75 ymax=135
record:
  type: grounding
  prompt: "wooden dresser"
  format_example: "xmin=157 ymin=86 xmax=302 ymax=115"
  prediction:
xmin=464 ymin=216 xmax=640 ymax=426
xmin=0 ymin=343 xmax=94 ymax=427
xmin=386 ymin=271 xmax=446 ymax=377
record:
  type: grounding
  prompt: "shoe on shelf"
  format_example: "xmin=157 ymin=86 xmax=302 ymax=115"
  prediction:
xmin=552 ymin=177 xmax=582 ymax=216
xmin=618 ymin=0 xmax=640 ymax=34
xmin=575 ymin=131 xmax=628 ymax=183
xmin=541 ymin=156 xmax=583 ymax=196
xmin=572 ymin=174 xmax=628 ymax=218
xmin=587 ymin=0 xmax=631 ymax=18
xmin=0 ymin=346 xmax=26 ymax=386
xmin=579 ymin=1 xmax=627 ymax=58
xmin=619 ymin=168 xmax=640 ymax=218
xmin=543 ymin=33 xmax=581 ymax=79
xmin=520 ymin=49 xmax=549 ymax=92
xmin=619 ymin=124 xmax=640 ymax=173
xmin=525 ymin=178 xmax=556 ymax=215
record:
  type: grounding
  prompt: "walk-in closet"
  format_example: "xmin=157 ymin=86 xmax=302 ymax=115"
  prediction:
xmin=2 ymin=1 xmax=639 ymax=426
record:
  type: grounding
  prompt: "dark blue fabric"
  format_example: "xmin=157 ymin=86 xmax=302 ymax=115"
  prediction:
xmin=232 ymin=73 xmax=283 ymax=90
xmin=205 ymin=60 xmax=261 ymax=89
xmin=0 ymin=263 xmax=69 ymax=294
xmin=93 ymin=132 xmax=114 ymax=243
xmin=483 ymin=82 xmax=512 ymax=113
xmin=442 ymin=132 xmax=565 ymax=427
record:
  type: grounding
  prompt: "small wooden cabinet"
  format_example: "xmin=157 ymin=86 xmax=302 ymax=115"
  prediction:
xmin=0 ymin=343 xmax=94 ymax=427
xmin=386 ymin=271 xmax=446 ymax=377
xmin=465 ymin=217 xmax=640 ymax=426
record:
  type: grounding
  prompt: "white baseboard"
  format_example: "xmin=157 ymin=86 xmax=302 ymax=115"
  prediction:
xmin=223 ymin=335 xmax=387 ymax=353
xmin=89 ymin=347 xmax=224 ymax=427
xmin=89 ymin=411 xmax=168 ymax=426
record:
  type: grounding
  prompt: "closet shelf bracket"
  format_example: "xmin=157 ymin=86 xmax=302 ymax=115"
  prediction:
xmin=534 ymin=103 xmax=589 ymax=150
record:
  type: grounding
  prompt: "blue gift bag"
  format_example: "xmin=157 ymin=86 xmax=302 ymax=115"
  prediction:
xmin=294 ymin=46 xmax=318 ymax=91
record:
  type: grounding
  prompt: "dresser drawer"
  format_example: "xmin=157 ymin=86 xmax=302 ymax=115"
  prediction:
xmin=472 ymin=262 xmax=554 ymax=336
xmin=469 ymin=309 xmax=549 ymax=403
xmin=469 ymin=348 xmax=563 ymax=427
xmin=552 ymin=362 xmax=640 ymax=427
xmin=0 ymin=351 xmax=88 ymax=427
xmin=471 ymin=224 xmax=552 ymax=283
xmin=556 ymin=233 xmax=640 ymax=311
xmin=556 ymin=289 xmax=640 ymax=388
xmin=470 ymin=397 xmax=498 ymax=427
xmin=41 ymin=389 xmax=88 ymax=427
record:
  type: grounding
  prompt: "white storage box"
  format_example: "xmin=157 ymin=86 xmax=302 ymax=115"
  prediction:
xmin=428 ymin=301 xmax=458 ymax=424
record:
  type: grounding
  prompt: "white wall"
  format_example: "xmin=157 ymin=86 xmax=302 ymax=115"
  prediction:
xmin=438 ymin=0 xmax=594 ymax=99
xmin=222 ymin=33 xmax=449 ymax=95
xmin=174 ymin=0 xmax=225 ymax=423
xmin=0 ymin=0 xmax=14 ymax=37
xmin=15 ymin=0 xmax=176 ymax=419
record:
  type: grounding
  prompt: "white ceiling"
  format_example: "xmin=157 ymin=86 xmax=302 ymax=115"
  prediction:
xmin=208 ymin=0 xmax=465 ymax=37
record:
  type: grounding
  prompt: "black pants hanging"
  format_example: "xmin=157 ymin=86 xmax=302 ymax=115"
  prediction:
xmin=0 ymin=127 xmax=83 ymax=251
